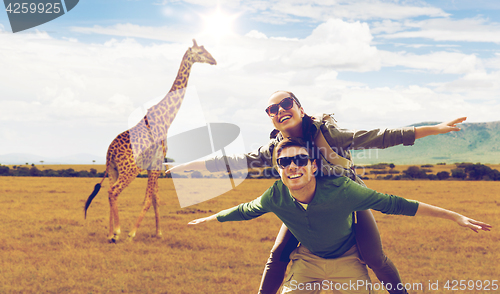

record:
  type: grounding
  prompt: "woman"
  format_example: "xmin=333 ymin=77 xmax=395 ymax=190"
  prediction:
xmin=167 ymin=90 xmax=466 ymax=294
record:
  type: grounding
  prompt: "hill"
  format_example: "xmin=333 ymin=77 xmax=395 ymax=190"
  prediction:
xmin=352 ymin=121 xmax=500 ymax=165
xmin=0 ymin=153 xmax=105 ymax=165
xmin=2 ymin=121 xmax=499 ymax=165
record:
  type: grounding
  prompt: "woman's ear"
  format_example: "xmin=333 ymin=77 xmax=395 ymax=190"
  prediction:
xmin=299 ymin=107 xmax=305 ymax=118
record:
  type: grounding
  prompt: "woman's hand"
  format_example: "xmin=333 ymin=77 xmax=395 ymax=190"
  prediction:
xmin=415 ymin=117 xmax=467 ymax=139
xmin=433 ymin=117 xmax=467 ymax=135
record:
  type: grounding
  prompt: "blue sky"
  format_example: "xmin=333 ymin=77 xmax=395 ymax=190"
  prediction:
xmin=1 ymin=0 xmax=499 ymax=163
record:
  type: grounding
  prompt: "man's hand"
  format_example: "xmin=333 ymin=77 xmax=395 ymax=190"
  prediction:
xmin=188 ymin=214 xmax=217 ymax=225
xmin=165 ymin=161 xmax=208 ymax=176
xmin=456 ymin=215 xmax=492 ymax=233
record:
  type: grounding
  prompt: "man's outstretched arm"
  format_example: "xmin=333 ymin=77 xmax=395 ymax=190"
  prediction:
xmin=416 ymin=202 xmax=492 ymax=233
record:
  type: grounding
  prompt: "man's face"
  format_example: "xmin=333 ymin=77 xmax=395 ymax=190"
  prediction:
xmin=277 ymin=146 xmax=317 ymax=192
xmin=267 ymin=92 xmax=304 ymax=134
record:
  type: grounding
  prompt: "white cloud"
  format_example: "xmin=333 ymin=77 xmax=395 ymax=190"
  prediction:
xmin=431 ymin=71 xmax=500 ymax=98
xmin=378 ymin=17 xmax=500 ymax=43
xmin=2 ymin=12 xmax=500 ymax=158
xmin=380 ymin=50 xmax=483 ymax=74
xmin=244 ymin=0 xmax=448 ymax=23
xmin=245 ymin=30 xmax=268 ymax=39
xmin=288 ymin=19 xmax=379 ymax=71
xmin=71 ymin=23 xmax=195 ymax=43
xmin=0 ymin=32 xmax=195 ymax=125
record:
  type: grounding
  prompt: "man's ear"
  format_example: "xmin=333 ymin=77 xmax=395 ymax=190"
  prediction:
xmin=311 ymin=159 xmax=318 ymax=174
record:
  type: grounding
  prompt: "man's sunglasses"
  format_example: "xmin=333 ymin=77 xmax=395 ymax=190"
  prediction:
xmin=277 ymin=154 xmax=311 ymax=169
xmin=265 ymin=97 xmax=295 ymax=117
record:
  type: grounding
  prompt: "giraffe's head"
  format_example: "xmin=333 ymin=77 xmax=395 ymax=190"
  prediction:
xmin=188 ymin=39 xmax=217 ymax=65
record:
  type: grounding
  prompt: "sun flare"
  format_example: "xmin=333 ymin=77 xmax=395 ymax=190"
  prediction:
xmin=201 ymin=8 xmax=237 ymax=40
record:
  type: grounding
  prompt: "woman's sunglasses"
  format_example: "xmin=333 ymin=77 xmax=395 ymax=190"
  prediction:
xmin=277 ymin=154 xmax=311 ymax=169
xmin=265 ymin=97 xmax=295 ymax=117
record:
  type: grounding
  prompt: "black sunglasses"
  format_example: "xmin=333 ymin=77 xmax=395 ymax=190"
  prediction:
xmin=265 ymin=97 xmax=295 ymax=117
xmin=277 ymin=154 xmax=311 ymax=169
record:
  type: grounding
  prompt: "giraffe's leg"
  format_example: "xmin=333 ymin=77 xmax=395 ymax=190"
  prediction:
xmin=108 ymin=189 xmax=121 ymax=243
xmin=107 ymin=165 xmax=120 ymax=243
xmin=151 ymin=171 xmax=162 ymax=238
xmin=128 ymin=171 xmax=159 ymax=240
xmin=107 ymin=169 xmax=138 ymax=243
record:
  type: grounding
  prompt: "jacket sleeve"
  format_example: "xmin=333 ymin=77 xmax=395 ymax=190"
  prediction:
xmin=216 ymin=194 xmax=271 ymax=222
xmin=321 ymin=121 xmax=416 ymax=151
xmin=340 ymin=178 xmax=419 ymax=216
xmin=205 ymin=141 xmax=275 ymax=172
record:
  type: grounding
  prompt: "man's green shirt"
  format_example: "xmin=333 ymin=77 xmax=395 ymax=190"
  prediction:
xmin=216 ymin=176 xmax=419 ymax=258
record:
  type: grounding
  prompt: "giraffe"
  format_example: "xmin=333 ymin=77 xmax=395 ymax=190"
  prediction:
xmin=84 ymin=39 xmax=216 ymax=243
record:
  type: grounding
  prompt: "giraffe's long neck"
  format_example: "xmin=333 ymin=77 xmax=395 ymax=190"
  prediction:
xmin=147 ymin=51 xmax=194 ymax=137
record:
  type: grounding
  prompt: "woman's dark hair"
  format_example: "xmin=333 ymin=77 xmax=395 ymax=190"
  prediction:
xmin=272 ymin=90 xmax=302 ymax=108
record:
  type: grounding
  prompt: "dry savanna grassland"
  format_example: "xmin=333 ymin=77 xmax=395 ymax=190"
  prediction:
xmin=0 ymin=169 xmax=498 ymax=293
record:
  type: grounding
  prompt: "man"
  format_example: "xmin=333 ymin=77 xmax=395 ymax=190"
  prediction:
xmin=189 ymin=138 xmax=491 ymax=294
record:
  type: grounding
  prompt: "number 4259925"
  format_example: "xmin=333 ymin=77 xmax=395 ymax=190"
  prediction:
xmin=444 ymin=280 xmax=498 ymax=291
xmin=6 ymin=2 xmax=62 ymax=14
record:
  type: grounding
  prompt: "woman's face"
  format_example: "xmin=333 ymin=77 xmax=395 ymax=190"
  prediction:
xmin=267 ymin=92 xmax=305 ymax=135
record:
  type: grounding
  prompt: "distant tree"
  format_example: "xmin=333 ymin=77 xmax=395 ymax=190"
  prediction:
xmin=90 ymin=168 xmax=97 ymax=176
xmin=389 ymin=163 xmax=395 ymax=169
xmin=436 ymin=171 xmax=450 ymax=180
xmin=451 ymin=168 xmax=467 ymax=180
xmin=29 ymin=166 xmax=41 ymax=176
xmin=191 ymin=171 xmax=203 ymax=178
xmin=17 ymin=167 xmax=30 ymax=176
xmin=0 ymin=165 xmax=9 ymax=175
xmin=465 ymin=163 xmax=492 ymax=180
xmin=403 ymin=166 xmax=428 ymax=179
xmin=42 ymin=169 xmax=59 ymax=177
xmin=427 ymin=174 xmax=438 ymax=180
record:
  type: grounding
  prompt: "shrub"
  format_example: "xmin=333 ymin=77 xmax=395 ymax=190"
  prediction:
xmin=0 ymin=165 xmax=9 ymax=175
xmin=403 ymin=166 xmax=428 ymax=179
xmin=436 ymin=171 xmax=450 ymax=180
xmin=191 ymin=171 xmax=203 ymax=178
xmin=451 ymin=168 xmax=467 ymax=180
xmin=427 ymin=174 xmax=438 ymax=180
xmin=29 ymin=166 xmax=41 ymax=177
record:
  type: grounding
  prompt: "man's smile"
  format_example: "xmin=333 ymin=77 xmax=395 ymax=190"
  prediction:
xmin=288 ymin=173 xmax=303 ymax=179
